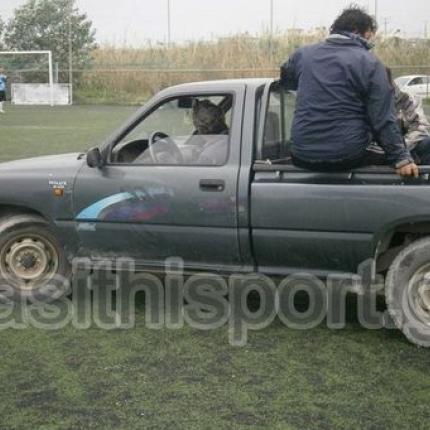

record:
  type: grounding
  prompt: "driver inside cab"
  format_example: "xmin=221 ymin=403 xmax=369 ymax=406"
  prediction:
xmin=192 ymin=99 xmax=229 ymax=165
xmin=135 ymin=98 xmax=229 ymax=165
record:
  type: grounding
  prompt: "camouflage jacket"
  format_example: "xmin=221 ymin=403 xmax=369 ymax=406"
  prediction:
xmin=396 ymin=87 xmax=430 ymax=149
xmin=368 ymin=85 xmax=430 ymax=154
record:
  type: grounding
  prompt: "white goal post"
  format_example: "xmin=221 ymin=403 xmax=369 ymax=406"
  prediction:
xmin=0 ymin=50 xmax=58 ymax=106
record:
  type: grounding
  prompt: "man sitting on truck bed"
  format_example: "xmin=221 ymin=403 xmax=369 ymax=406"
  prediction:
xmin=280 ymin=5 xmax=419 ymax=178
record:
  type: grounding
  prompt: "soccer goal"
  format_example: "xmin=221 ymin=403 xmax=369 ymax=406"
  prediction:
xmin=0 ymin=50 xmax=71 ymax=106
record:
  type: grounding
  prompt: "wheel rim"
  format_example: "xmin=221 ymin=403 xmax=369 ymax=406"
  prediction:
xmin=407 ymin=263 xmax=430 ymax=326
xmin=0 ymin=234 xmax=59 ymax=290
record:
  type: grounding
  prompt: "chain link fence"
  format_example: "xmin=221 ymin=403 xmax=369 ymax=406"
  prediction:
xmin=3 ymin=65 xmax=430 ymax=105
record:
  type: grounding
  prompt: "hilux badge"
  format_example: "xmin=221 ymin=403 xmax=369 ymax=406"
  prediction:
xmin=49 ymin=180 xmax=67 ymax=198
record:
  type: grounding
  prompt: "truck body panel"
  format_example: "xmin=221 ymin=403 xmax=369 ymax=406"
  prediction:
xmin=1 ymin=78 xmax=430 ymax=278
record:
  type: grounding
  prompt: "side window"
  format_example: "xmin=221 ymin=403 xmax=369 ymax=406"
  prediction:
xmin=409 ymin=77 xmax=424 ymax=86
xmin=113 ymin=94 xmax=233 ymax=166
xmin=261 ymin=85 xmax=295 ymax=161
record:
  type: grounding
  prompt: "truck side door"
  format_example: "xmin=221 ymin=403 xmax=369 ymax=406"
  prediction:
xmin=73 ymin=86 xmax=245 ymax=272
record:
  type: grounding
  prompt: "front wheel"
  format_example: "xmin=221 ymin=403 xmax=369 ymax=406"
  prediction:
xmin=0 ymin=214 xmax=71 ymax=302
xmin=386 ymin=237 xmax=430 ymax=347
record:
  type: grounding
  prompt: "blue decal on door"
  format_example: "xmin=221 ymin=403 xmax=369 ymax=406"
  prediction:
xmin=76 ymin=192 xmax=134 ymax=220
xmin=76 ymin=188 xmax=173 ymax=222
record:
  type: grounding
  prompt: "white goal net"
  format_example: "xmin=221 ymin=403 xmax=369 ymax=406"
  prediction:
xmin=0 ymin=50 xmax=72 ymax=105
xmin=12 ymin=83 xmax=71 ymax=105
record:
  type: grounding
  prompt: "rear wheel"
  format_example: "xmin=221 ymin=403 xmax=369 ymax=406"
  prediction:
xmin=0 ymin=214 xmax=71 ymax=302
xmin=386 ymin=237 xmax=430 ymax=347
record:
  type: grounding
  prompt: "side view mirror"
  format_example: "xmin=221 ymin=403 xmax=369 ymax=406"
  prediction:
xmin=86 ymin=147 xmax=104 ymax=168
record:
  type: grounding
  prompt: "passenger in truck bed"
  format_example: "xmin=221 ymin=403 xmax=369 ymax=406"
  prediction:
xmin=367 ymin=68 xmax=430 ymax=166
xmin=280 ymin=5 xmax=419 ymax=177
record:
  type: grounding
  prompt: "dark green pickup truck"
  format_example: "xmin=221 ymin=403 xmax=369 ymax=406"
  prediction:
xmin=1 ymin=78 xmax=430 ymax=344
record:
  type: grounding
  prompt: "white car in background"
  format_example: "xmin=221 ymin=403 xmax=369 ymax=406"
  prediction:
xmin=394 ymin=75 xmax=430 ymax=99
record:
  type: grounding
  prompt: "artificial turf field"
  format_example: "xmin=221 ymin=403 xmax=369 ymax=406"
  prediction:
xmin=0 ymin=104 xmax=430 ymax=430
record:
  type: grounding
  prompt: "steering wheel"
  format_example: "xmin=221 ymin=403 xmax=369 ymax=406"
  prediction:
xmin=148 ymin=131 xmax=184 ymax=164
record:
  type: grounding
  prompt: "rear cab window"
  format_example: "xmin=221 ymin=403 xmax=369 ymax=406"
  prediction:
xmin=255 ymin=82 xmax=296 ymax=164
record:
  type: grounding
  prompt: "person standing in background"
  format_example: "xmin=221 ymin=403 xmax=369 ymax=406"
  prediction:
xmin=0 ymin=68 xmax=7 ymax=113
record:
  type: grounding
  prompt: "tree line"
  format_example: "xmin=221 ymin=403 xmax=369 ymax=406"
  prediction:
xmin=0 ymin=0 xmax=97 ymax=72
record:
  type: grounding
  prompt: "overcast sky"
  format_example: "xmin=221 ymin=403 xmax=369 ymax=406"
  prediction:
xmin=1 ymin=0 xmax=429 ymax=46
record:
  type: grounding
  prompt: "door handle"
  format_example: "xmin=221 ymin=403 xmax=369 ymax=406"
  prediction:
xmin=199 ymin=179 xmax=225 ymax=192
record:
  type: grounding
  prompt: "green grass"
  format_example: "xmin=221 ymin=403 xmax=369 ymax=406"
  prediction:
xmin=0 ymin=299 xmax=429 ymax=430
xmin=0 ymin=104 xmax=137 ymax=162
xmin=0 ymin=104 xmax=430 ymax=430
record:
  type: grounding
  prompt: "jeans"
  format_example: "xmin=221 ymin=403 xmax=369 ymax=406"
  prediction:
xmin=412 ymin=137 xmax=430 ymax=165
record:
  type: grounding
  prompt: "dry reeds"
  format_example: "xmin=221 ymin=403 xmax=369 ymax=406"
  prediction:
xmin=75 ymin=31 xmax=430 ymax=104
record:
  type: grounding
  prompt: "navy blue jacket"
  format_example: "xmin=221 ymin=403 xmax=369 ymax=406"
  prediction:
xmin=280 ymin=34 xmax=412 ymax=167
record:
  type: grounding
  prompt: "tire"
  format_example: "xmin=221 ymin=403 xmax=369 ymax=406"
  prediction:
xmin=386 ymin=237 xmax=430 ymax=347
xmin=0 ymin=214 xmax=71 ymax=302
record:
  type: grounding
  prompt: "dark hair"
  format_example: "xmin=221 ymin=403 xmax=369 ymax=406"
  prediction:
xmin=330 ymin=4 xmax=377 ymax=36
